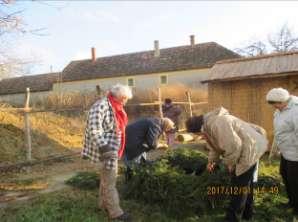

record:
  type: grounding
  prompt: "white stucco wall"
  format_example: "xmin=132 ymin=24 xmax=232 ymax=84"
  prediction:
xmin=0 ymin=91 xmax=50 ymax=106
xmin=53 ymin=68 xmax=209 ymax=93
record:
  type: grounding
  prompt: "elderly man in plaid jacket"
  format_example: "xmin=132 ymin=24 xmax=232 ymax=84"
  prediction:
xmin=82 ymin=84 xmax=132 ymax=221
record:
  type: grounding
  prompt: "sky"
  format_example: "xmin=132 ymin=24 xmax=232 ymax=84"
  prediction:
xmin=5 ymin=1 xmax=298 ymax=75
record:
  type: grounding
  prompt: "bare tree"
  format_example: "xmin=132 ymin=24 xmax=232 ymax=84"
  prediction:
xmin=0 ymin=51 xmax=37 ymax=79
xmin=236 ymin=23 xmax=298 ymax=57
xmin=268 ymin=23 xmax=298 ymax=52
xmin=0 ymin=0 xmax=46 ymax=79
xmin=235 ymin=41 xmax=267 ymax=57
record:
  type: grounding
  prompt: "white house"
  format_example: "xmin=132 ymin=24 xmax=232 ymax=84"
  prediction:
xmin=0 ymin=36 xmax=240 ymax=106
xmin=56 ymin=36 xmax=239 ymax=93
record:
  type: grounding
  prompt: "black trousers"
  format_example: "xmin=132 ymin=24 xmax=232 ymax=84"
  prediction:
xmin=280 ymin=155 xmax=298 ymax=215
xmin=225 ymin=164 xmax=256 ymax=222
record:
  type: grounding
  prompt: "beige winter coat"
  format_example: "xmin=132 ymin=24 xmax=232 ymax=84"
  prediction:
xmin=203 ymin=107 xmax=268 ymax=176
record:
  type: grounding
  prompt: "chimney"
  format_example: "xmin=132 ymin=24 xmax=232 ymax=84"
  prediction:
xmin=190 ymin=35 xmax=195 ymax=47
xmin=154 ymin=40 xmax=160 ymax=57
xmin=91 ymin=47 xmax=96 ymax=63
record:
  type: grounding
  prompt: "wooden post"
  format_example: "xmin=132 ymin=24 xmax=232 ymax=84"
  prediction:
xmin=58 ymin=72 xmax=63 ymax=109
xmin=158 ymin=87 xmax=163 ymax=118
xmin=24 ymin=88 xmax=32 ymax=161
xmin=158 ymin=87 xmax=166 ymax=141
xmin=177 ymin=133 xmax=194 ymax=142
xmin=186 ymin=91 xmax=193 ymax=117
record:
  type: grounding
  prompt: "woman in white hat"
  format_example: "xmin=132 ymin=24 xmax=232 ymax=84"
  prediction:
xmin=266 ymin=88 xmax=298 ymax=221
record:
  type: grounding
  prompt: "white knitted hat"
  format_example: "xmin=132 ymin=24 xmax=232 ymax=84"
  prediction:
xmin=266 ymin=88 xmax=290 ymax=102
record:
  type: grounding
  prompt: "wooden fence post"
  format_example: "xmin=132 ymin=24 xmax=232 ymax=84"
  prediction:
xmin=186 ymin=91 xmax=193 ymax=117
xmin=24 ymin=88 xmax=32 ymax=161
xmin=158 ymin=87 xmax=163 ymax=118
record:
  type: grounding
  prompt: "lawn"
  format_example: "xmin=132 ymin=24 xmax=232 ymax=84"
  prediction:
xmin=0 ymin=150 xmax=294 ymax=222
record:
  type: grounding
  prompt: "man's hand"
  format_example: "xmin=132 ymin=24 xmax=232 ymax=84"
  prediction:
xmin=207 ymin=162 xmax=216 ymax=173
xmin=157 ymin=143 xmax=169 ymax=149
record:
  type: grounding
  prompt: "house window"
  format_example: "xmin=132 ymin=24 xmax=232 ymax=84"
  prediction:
xmin=160 ymin=75 xmax=168 ymax=85
xmin=127 ymin=78 xmax=135 ymax=87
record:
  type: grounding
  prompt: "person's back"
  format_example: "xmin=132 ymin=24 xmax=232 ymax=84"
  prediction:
xmin=204 ymin=107 xmax=268 ymax=176
xmin=186 ymin=107 xmax=268 ymax=222
xmin=125 ymin=117 xmax=162 ymax=161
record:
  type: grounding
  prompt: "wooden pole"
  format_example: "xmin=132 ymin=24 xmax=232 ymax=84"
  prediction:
xmin=24 ymin=88 xmax=32 ymax=161
xmin=158 ymin=87 xmax=166 ymax=141
xmin=177 ymin=133 xmax=194 ymax=142
xmin=58 ymin=72 xmax=63 ymax=109
xmin=186 ymin=91 xmax=193 ymax=117
xmin=158 ymin=87 xmax=163 ymax=118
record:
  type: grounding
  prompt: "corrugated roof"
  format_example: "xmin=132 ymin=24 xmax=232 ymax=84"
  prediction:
xmin=62 ymin=42 xmax=240 ymax=82
xmin=204 ymin=51 xmax=298 ymax=82
xmin=0 ymin=72 xmax=60 ymax=95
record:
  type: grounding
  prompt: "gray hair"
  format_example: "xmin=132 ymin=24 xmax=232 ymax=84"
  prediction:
xmin=110 ymin=83 xmax=133 ymax=99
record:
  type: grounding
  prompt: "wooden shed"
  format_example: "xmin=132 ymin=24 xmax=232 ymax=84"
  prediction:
xmin=203 ymin=51 xmax=298 ymax=141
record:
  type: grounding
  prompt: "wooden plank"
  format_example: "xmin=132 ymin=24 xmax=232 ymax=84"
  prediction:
xmin=158 ymin=87 xmax=163 ymax=118
xmin=0 ymin=102 xmax=207 ymax=112
xmin=177 ymin=133 xmax=194 ymax=142
xmin=186 ymin=91 xmax=193 ymax=117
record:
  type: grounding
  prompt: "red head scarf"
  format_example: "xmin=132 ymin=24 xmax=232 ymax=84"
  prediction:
xmin=108 ymin=93 xmax=128 ymax=158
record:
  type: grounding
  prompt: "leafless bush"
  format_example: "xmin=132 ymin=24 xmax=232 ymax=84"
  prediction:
xmin=34 ymin=92 xmax=100 ymax=110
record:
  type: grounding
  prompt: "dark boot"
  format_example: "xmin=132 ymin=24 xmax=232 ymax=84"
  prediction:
xmin=111 ymin=212 xmax=132 ymax=222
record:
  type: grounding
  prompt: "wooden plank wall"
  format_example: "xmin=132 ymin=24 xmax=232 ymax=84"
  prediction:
xmin=207 ymin=75 xmax=298 ymax=142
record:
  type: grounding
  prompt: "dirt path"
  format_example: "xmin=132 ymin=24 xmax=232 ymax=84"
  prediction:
xmin=0 ymin=156 xmax=97 ymax=209
xmin=0 ymin=171 xmax=77 ymax=208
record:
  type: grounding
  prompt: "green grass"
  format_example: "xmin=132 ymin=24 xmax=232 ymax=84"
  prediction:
xmin=0 ymin=155 xmax=295 ymax=222
xmin=65 ymin=171 xmax=99 ymax=190
xmin=0 ymin=187 xmax=225 ymax=222
xmin=0 ymin=185 xmax=292 ymax=222
xmin=0 ymin=189 xmax=108 ymax=222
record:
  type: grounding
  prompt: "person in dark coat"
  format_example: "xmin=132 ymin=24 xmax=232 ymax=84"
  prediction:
xmin=123 ymin=117 xmax=175 ymax=180
xmin=162 ymin=98 xmax=182 ymax=146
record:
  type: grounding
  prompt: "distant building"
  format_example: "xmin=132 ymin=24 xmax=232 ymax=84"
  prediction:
xmin=56 ymin=36 xmax=239 ymax=93
xmin=0 ymin=36 xmax=239 ymax=106
xmin=0 ymin=73 xmax=60 ymax=106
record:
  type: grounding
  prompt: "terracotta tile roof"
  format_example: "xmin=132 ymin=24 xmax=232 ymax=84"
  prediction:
xmin=0 ymin=72 xmax=60 ymax=95
xmin=62 ymin=42 xmax=240 ymax=82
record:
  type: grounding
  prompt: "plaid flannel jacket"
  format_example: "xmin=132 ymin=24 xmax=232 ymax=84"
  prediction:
xmin=82 ymin=97 xmax=121 ymax=169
